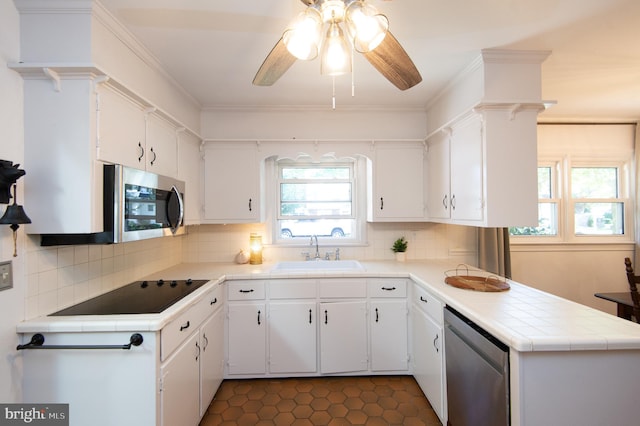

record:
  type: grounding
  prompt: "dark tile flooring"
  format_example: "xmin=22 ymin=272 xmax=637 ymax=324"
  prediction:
xmin=199 ymin=375 xmax=442 ymax=426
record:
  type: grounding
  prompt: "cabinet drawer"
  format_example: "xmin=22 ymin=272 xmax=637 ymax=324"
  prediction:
xmin=413 ymin=284 xmax=443 ymax=324
xmin=161 ymin=285 xmax=219 ymax=361
xmin=269 ymin=279 xmax=316 ymax=299
xmin=227 ymin=281 xmax=266 ymax=300
xmin=319 ymin=279 xmax=366 ymax=298
xmin=368 ymin=279 xmax=407 ymax=298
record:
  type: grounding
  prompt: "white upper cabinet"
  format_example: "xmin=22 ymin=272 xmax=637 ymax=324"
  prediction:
xmin=426 ymin=114 xmax=483 ymax=222
xmin=177 ymin=131 xmax=202 ymax=225
xmin=426 ymin=109 xmax=538 ymax=227
xmin=203 ymin=142 xmax=262 ymax=223
xmin=146 ymin=113 xmax=178 ymax=177
xmin=98 ymin=84 xmax=178 ymax=177
xmin=367 ymin=141 xmax=425 ymax=221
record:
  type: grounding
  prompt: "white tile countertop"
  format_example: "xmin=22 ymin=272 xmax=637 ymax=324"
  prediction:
xmin=16 ymin=260 xmax=640 ymax=352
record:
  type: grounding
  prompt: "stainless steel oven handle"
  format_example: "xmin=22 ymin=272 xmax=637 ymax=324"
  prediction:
xmin=169 ymin=185 xmax=184 ymax=234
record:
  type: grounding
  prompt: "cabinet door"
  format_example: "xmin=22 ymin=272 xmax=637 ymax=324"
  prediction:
xmin=200 ymin=309 xmax=224 ymax=417
xmin=203 ymin=145 xmax=261 ymax=222
xmin=177 ymin=131 xmax=202 ymax=224
xmin=320 ymin=301 xmax=368 ymax=374
xmin=227 ymin=303 xmax=266 ymax=375
xmin=370 ymin=144 xmax=424 ymax=221
xmin=268 ymin=302 xmax=317 ymax=374
xmin=161 ymin=332 xmax=200 ymax=426
xmin=450 ymin=115 xmax=483 ymax=221
xmin=426 ymin=131 xmax=451 ymax=219
xmin=98 ymin=85 xmax=146 ymax=169
xmin=412 ymin=306 xmax=445 ymax=423
xmin=370 ymin=300 xmax=408 ymax=371
xmin=146 ymin=113 xmax=178 ymax=177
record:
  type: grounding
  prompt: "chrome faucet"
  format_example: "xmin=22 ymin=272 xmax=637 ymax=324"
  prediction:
xmin=310 ymin=235 xmax=321 ymax=260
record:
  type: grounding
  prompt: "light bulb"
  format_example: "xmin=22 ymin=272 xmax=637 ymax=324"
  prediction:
xmin=345 ymin=1 xmax=388 ymax=52
xmin=283 ymin=9 xmax=322 ymax=60
xmin=320 ymin=21 xmax=351 ymax=76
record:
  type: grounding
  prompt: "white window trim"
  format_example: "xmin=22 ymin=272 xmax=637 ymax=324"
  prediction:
xmin=512 ymin=155 xmax=634 ymax=245
xmin=267 ymin=156 xmax=368 ymax=247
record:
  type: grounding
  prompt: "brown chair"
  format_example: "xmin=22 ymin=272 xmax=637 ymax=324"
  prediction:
xmin=623 ymin=257 xmax=640 ymax=322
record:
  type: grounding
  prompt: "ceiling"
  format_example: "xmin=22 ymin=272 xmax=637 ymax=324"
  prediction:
xmin=98 ymin=0 xmax=640 ymax=122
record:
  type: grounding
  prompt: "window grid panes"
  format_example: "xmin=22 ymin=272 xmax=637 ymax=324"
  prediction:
xmin=277 ymin=163 xmax=355 ymax=240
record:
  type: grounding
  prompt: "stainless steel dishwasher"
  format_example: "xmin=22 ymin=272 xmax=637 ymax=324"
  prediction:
xmin=444 ymin=306 xmax=510 ymax=426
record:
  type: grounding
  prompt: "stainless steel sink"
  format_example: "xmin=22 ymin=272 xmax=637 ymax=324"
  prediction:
xmin=272 ymin=260 xmax=364 ymax=271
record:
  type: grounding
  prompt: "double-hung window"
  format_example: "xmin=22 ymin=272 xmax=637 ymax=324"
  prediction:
xmin=510 ymin=159 xmax=632 ymax=243
xmin=276 ymin=161 xmax=357 ymax=242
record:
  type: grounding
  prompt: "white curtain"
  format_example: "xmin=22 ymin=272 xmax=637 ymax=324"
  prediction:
xmin=478 ymin=227 xmax=512 ymax=279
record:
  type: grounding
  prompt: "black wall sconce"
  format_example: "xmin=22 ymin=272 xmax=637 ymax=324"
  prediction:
xmin=0 ymin=160 xmax=31 ymax=257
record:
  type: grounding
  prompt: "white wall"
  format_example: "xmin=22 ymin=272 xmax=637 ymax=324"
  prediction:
xmin=182 ymin=223 xmax=478 ymax=265
xmin=510 ymin=124 xmax=637 ymax=314
xmin=0 ymin=0 xmax=25 ymax=403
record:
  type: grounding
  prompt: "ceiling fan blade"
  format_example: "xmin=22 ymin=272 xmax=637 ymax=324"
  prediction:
xmin=253 ymin=37 xmax=297 ymax=86
xmin=363 ymin=31 xmax=422 ymax=91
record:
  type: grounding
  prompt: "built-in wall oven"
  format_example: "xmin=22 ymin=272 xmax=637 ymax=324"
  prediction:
xmin=444 ymin=305 xmax=510 ymax=426
xmin=41 ymin=164 xmax=185 ymax=245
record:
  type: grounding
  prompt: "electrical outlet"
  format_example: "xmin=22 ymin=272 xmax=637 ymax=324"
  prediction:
xmin=0 ymin=261 xmax=12 ymax=291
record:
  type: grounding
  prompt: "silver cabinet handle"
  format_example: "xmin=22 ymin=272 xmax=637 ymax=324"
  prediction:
xmin=451 ymin=194 xmax=456 ymax=210
xmin=433 ymin=334 xmax=440 ymax=353
xmin=442 ymin=194 xmax=448 ymax=210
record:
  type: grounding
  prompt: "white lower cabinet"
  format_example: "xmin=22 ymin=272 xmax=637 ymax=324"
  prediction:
xmin=412 ymin=284 xmax=446 ymax=424
xmin=227 ymin=302 xmax=266 ymax=375
xmin=320 ymin=301 xmax=368 ymax=374
xmin=370 ymin=299 xmax=408 ymax=371
xmin=161 ymin=332 xmax=201 ymax=426
xmin=199 ymin=308 xmax=224 ymax=417
xmin=269 ymin=301 xmax=317 ymax=374
xmin=160 ymin=285 xmax=224 ymax=426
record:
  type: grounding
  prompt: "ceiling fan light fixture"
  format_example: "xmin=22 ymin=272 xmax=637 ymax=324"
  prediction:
xmin=320 ymin=0 xmax=346 ymax=23
xmin=345 ymin=1 xmax=388 ymax=52
xmin=320 ymin=20 xmax=352 ymax=76
xmin=283 ymin=8 xmax=323 ymax=60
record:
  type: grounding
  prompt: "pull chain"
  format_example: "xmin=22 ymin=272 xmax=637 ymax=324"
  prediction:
xmin=332 ymin=76 xmax=336 ymax=110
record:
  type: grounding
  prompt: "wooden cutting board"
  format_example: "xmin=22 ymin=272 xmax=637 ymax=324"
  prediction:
xmin=445 ymin=275 xmax=510 ymax=292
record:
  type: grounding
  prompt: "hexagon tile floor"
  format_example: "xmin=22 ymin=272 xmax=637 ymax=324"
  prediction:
xmin=199 ymin=375 xmax=442 ymax=426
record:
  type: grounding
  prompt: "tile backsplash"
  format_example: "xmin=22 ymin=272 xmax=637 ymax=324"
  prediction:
xmin=23 ymin=222 xmax=476 ymax=319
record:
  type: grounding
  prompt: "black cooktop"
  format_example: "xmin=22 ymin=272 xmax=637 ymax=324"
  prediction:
xmin=49 ymin=279 xmax=209 ymax=316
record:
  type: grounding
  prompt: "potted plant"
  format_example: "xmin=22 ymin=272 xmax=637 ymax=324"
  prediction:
xmin=391 ymin=236 xmax=408 ymax=262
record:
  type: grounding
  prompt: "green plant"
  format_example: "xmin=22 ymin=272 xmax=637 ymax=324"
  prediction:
xmin=391 ymin=236 xmax=408 ymax=253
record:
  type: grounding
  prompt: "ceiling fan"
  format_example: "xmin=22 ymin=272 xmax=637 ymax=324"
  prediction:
xmin=253 ymin=0 xmax=422 ymax=91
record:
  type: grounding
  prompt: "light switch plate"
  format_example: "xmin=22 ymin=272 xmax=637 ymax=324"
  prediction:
xmin=0 ymin=260 xmax=12 ymax=291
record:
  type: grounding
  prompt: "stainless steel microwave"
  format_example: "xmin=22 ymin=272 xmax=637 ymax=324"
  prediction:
xmin=41 ymin=164 xmax=185 ymax=245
